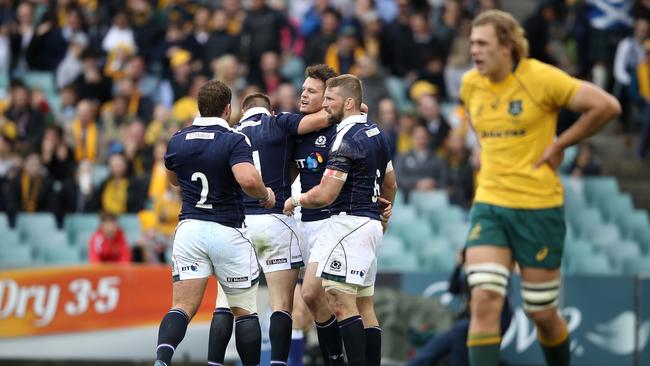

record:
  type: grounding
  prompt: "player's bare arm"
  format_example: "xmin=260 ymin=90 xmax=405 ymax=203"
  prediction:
xmin=283 ymin=168 xmax=346 ymax=215
xmin=232 ymin=162 xmax=276 ymax=208
xmin=379 ymin=167 xmax=397 ymax=232
xmin=297 ymin=109 xmax=330 ymax=134
xmin=534 ymin=82 xmax=621 ymax=169
xmin=167 ymin=169 xmax=179 ymax=187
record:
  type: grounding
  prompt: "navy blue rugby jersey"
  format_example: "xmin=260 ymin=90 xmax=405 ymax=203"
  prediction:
xmin=164 ymin=117 xmax=253 ymax=228
xmin=326 ymin=114 xmax=392 ymax=220
xmin=235 ymin=107 xmax=303 ymax=214
xmin=294 ymin=125 xmax=337 ymax=222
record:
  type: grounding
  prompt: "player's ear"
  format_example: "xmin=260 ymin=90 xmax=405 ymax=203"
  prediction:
xmin=224 ymin=103 xmax=232 ymax=122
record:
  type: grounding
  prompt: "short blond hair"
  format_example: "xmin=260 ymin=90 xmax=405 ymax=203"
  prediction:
xmin=473 ymin=10 xmax=529 ymax=61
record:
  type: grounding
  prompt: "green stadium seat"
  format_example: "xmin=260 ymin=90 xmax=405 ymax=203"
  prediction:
xmin=38 ymin=244 xmax=83 ymax=265
xmin=386 ymin=76 xmax=411 ymax=112
xmin=379 ymin=235 xmax=406 ymax=263
xmin=393 ymin=190 xmax=405 ymax=207
xmin=410 ymin=191 xmax=448 ymax=215
xmin=22 ymin=71 xmax=56 ymax=94
xmin=560 ymin=146 xmax=578 ymax=172
xmin=28 ymin=230 xmax=70 ymax=248
xmin=427 ymin=205 xmax=466 ymax=232
xmin=606 ymin=240 xmax=640 ymax=270
xmin=570 ymin=208 xmax=603 ymax=238
xmin=621 ymin=256 xmax=650 ymax=275
xmin=564 ymin=240 xmax=594 ymax=260
xmin=92 ymin=165 xmax=110 ymax=187
xmin=16 ymin=213 xmax=58 ymax=241
xmin=617 ymin=210 xmax=650 ymax=240
xmin=596 ymin=193 xmax=633 ymax=223
xmin=418 ymin=237 xmax=457 ymax=273
xmin=0 ymin=244 xmax=33 ymax=268
xmin=64 ymin=213 xmax=100 ymax=242
xmin=378 ymin=250 xmax=419 ymax=273
xmin=398 ymin=219 xmax=434 ymax=251
xmin=0 ymin=213 xmax=8 ymax=230
xmin=583 ymin=177 xmax=618 ymax=206
xmin=439 ymin=222 xmax=470 ymax=249
xmin=569 ymin=253 xmax=614 ymax=276
xmin=587 ymin=223 xmax=620 ymax=250
xmin=633 ymin=227 xmax=650 ymax=254
xmin=387 ymin=206 xmax=418 ymax=237
xmin=0 ymin=229 xmax=20 ymax=247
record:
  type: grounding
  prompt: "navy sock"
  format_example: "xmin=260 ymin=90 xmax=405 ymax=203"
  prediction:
xmin=316 ymin=315 xmax=345 ymax=365
xmin=208 ymin=308 xmax=234 ymax=365
xmin=270 ymin=311 xmax=293 ymax=365
xmin=156 ymin=309 xmax=190 ymax=365
xmin=339 ymin=315 xmax=365 ymax=366
xmin=287 ymin=329 xmax=305 ymax=366
xmin=365 ymin=327 xmax=382 ymax=366
xmin=235 ymin=314 xmax=261 ymax=366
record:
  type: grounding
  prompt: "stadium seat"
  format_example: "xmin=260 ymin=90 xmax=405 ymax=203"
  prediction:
xmin=439 ymin=222 xmax=470 ymax=249
xmin=427 ymin=205 xmax=466 ymax=232
xmin=559 ymin=146 xmax=578 ymax=172
xmin=28 ymin=229 xmax=70 ymax=249
xmin=38 ymin=244 xmax=83 ymax=265
xmin=617 ymin=210 xmax=650 ymax=240
xmin=22 ymin=71 xmax=56 ymax=95
xmin=0 ymin=213 xmax=8 ymax=230
xmin=633 ymin=227 xmax=650 ymax=254
xmin=387 ymin=206 xmax=419 ymax=237
xmin=92 ymin=165 xmax=110 ymax=187
xmin=564 ymin=240 xmax=594 ymax=260
xmin=570 ymin=208 xmax=603 ymax=238
xmin=418 ymin=238 xmax=457 ymax=273
xmin=399 ymin=218 xmax=435 ymax=251
xmin=410 ymin=191 xmax=449 ymax=215
xmin=606 ymin=240 xmax=640 ymax=270
xmin=386 ymin=76 xmax=410 ymax=112
xmin=16 ymin=213 xmax=58 ymax=241
xmin=596 ymin=192 xmax=633 ymax=223
xmin=64 ymin=213 xmax=100 ymax=242
xmin=0 ymin=244 xmax=33 ymax=268
xmin=0 ymin=229 xmax=20 ymax=247
xmin=393 ymin=190 xmax=405 ymax=207
xmin=621 ymin=256 xmax=650 ymax=275
xmin=569 ymin=253 xmax=614 ymax=276
xmin=587 ymin=223 xmax=621 ymax=250
xmin=378 ymin=250 xmax=419 ymax=273
xmin=583 ymin=177 xmax=618 ymax=206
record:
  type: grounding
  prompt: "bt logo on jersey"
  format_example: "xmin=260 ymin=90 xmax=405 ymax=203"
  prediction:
xmin=295 ymin=152 xmax=324 ymax=171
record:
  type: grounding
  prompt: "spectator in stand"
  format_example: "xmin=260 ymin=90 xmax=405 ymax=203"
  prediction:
xmin=74 ymin=49 xmax=113 ymax=104
xmin=0 ymin=135 xmax=16 ymax=214
xmin=122 ymin=120 xmax=153 ymax=179
xmin=124 ymin=55 xmax=160 ymax=102
xmin=159 ymin=48 xmax=194 ymax=109
xmin=614 ymin=18 xmax=649 ymax=133
xmin=58 ymin=86 xmax=78 ymax=127
xmin=407 ymin=12 xmax=446 ymax=79
xmin=95 ymin=153 xmax=146 ymax=215
xmin=300 ymin=0 xmax=332 ymax=39
xmin=444 ymin=19 xmax=473 ymax=102
xmin=380 ymin=0 xmax=413 ymax=77
xmin=324 ymin=24 xmax=366 ymax=74
xmin=127 ymin=0 xmax=166 ymax=63
xmin=396 ymin=109 xmax=419 ymax=155
xmin=211 ymin=54 xmax=246 ymax=119
xmin=377 ymin=97 xmax=399 ymax=157
xmin=304 ymin=7 xmax=341 ymax=67
xmin=70 ymin=99 xmax=98 ymax=163
xmin=41 ymin=125 xmax=75 ymax=184
xmin=568 ymin=141 xmax=602 ymax=177
xmin=255 ymin=51 xmax=289 ymax=94
xmin=204 ymin=7 xmax=240 ymax=66
xmin=8 ymin=2 xmax=35 ymax=76
xmin=274 ymin=82 xmax=299 ymax=113
xmin=25 ymin=9 xmax=66 ymax=72
xmin=356 ymin=55 xmax=390 ymax=121
xmin=56 ymin=33 xmax=88 ymax=90
xmin=102 ymin=10 xmax=137 ymax=54
xmin=88 ymin=212 xmax=131 ymax=263
xmin=5 ymin=152 xmax=55 ymax=218
xmin=172 ymin=74 xmax=207 ymax=126
xmin=394 ymin=125 xmax=448 ymax=202
xmin=414 ymin=89 xmax=450 ymax=152
xmin=441 ymin=132 xmax=475 ymax=209
xmin=115 ymin=77 xmax=154 ymax=123
xmin=4 ymin=81 xmax=45 ymax=153
xmin=524 ymin=1 xmax=559 ymax=65
xmin=59 ymin=159 xmax=95 ymax=215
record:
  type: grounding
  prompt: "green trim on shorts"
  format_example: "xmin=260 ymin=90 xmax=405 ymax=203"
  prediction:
xmin=321 ymin=272 xmax=347 ymax=283
xmin=466 ymin=202 xmax=566 ymax=269
xmin=291 ymin=261 xmax=305 ymax=269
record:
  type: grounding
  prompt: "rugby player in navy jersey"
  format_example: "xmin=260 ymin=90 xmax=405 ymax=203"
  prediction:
xmin=154 ymin=80 xmax=275 ymax=366
xmin=292 ymin=64 xmax=346 ymax=366
xmin=284 ymin=75 xmax=398 ymax=366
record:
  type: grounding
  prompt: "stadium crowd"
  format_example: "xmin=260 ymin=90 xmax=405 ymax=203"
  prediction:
xmin=0 ymin=0 xmax=644 ymax=262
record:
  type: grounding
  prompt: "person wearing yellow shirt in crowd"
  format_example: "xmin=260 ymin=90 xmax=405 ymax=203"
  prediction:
xmin=71 ymin=99 xmax=98 ymax=162
xmin=5 ymin=152 xmax=55 ymax=225
xmin=636 ymin=39 xmax=650 ymax=159
xmin=325 ymin=25 xmax=366 ymax=75
xmin=172 ymin=74 xmax=206 ymax=125
xmin=459 ymin=10 xmax=620 ymax=366
xmin=95 ymin=153 xmax=146 ymax=215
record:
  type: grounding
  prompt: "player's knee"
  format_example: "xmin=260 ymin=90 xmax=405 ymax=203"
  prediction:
xmin=172 ymin=303 xmax=198 ymax=320
xmin=466 ymin=262 xmax=509 ymax=322
xmin=301 ymin=282 xmax=323 ymax=310
xmin=521 ymin=278 xmax=560 ymax=315
xmin=526 ymin=307 xmax=559 ymax=327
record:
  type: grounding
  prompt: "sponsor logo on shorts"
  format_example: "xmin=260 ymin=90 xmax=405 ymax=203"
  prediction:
xmin=536 ymin=246 xmax=549 ymax=261
xmin=469 ymin=223 xmax=482 ymax=241
xmin=330 ymin=260 xmax=342 ymax=271
xmin=227 ymin=276 xmax=249 ymax=283
xmin=266 ymin=258 xmax=288 ymax=265
xmin=351 ymin=269 xmax=365 ymax=278
xmin=181 ymin=262 xmax=199 ymax=272
xmin=291 ymin=255 xmax=302 ymax=260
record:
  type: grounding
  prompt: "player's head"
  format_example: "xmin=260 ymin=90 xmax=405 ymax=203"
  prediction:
xmin=198 ymin=79 xmax=232 ymax=122
xmin=470 ymin=10 xmax=528 ymax=79
xmin=241 ymin=93 xmax=272 ymax=113
xmin=300 ymin=64 xmax=337 ymax=114
xmin=323 ymin=74 xmax=363 ymax=125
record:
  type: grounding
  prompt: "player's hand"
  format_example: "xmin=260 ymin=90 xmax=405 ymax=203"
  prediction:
xmin=260 ymin=187 xmax=275 ymax=209
xmin=378 ymin=197 xmax=392 ymax=221
xmin=533 ymin=143 xmax=564 ymax=171
xmin=381 ymin=219 xmax=389 ymax=234
xmin=283 ymin=196 xmax=296 ymax=216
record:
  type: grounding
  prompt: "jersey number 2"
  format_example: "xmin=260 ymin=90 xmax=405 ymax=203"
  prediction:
xmin=191 ymin=172 xmax=212 ymax=209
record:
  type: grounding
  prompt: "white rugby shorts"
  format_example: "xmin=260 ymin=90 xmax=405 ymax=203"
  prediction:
xmin=299 ymin=219 xmax=328 ymax=265
xmin=171 ymin=219 xmax=259 ymax=289
xmin=315 ymin=214 xmax=383 ymax=287
xmin=246 ymin=214 xmax=304 ymax=273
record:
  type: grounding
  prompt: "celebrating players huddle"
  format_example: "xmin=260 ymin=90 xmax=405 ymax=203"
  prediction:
xmin=154 ymin=9 xmax=621 ymax=366
xmin=154 ymin=65 xmax=395 ymax=366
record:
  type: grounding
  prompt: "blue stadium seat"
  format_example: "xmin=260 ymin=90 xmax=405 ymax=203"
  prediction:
xmin=583 ymin=177 xmax=618 ymax=206
xmin=633 ymin=227 xmax=650 ymax=255
xmin=28 ymin=230 xmax=70 ymax=249
xmin=410 ymin=191 xmax=449 ymax=215
xmin=398 ymin=218 xmax=435 ymax=251
xmin=64 ymin=213 xmax=100 ymax=242
xmin=596 ymin=193 xmax=633 ymax=223
xmin=569 ymin=253 xmax=614 ymax=276
xmin=427 ymin=205 xmax=466 ymax=232
xmin=587 ymin=223 xmax=621 ymax=250
xmin=0 ymin=213 xmax=8 ymax=230
xmin=570 ymin=208 xmax=603 ymax=238
xmin=387 ymin=206 xmax=418 ymax=237
xmin=418 ymin=238 xmax=457 ymax=273
xmin=621 ymin=256 xmax=650 ymax=275
xmin=617 ymin=210 xmax=650 ymax=240
xmin=92 ymin=165 xmax=110 ymax=187
xmin=0 ymin=229 xmax=20 ymax=247
xmin=439 ymin=222 xmax=470 ymax=249
xmin=38 ymin=244 xmax=83 ymax=265
xmin=378 ymin=250 xmax=419 ymax=273
xmin=606 ymin=240 xmax=640 ymax=271
xmin=22 ymin=71 xmax=56 ymax=94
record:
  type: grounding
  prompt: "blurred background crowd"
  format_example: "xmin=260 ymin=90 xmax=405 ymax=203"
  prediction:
xmin=0 ymin=0 xmax=646 ymax=263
